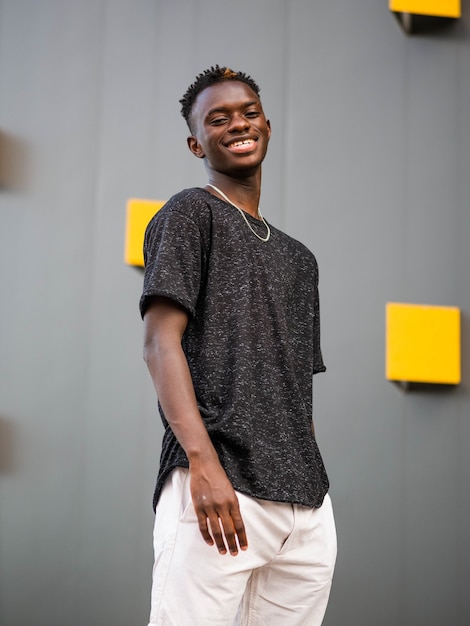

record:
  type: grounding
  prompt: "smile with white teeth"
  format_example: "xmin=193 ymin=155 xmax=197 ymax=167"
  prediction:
xmin=228 ymin=139 xmax=255 ymax=148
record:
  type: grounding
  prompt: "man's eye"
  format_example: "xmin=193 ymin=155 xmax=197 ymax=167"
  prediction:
xmin=246 ymin=111 xmax=260 ymax=118
xmin=210 ymin=117 xmax=227 ymax=125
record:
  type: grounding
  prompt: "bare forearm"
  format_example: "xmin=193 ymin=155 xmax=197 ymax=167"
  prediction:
xmin=144 ymin=340 xmax=218 ymax=464
xmin=143 ymin=298 xmax=247 ymax=554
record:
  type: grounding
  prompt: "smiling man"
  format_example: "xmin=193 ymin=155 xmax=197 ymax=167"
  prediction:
xmin=140 ymin=66 xmax=336 ymax=626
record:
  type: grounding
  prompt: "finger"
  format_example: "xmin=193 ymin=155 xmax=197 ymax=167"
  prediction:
xmin=217 ymin=513 xmax=239 ymax=556
xmin=196 ymin=511 xmax=214 ymax=547
xmin=230 ymin=507 xmax=248 ymax=551
xmin=207 ymin=515 xmax=228 ymax=555
xmin=218 ymin=504 xmax=248 ymax=556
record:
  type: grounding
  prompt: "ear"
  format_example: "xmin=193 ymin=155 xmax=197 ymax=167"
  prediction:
xmin=266 ymin=119 xmax=272 ymax=140
xmin=187 ymin=135 xmax=205 ymax=159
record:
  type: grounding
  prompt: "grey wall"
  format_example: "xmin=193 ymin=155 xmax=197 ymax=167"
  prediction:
xmin=1 ymin=1 xmax=469 ymax=625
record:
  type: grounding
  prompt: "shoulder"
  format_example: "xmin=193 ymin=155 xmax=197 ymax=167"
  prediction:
xmin=143 ymin=188 xmax=215 ymax=254
xmin=152 ymin=188 xmax=212 ymax=228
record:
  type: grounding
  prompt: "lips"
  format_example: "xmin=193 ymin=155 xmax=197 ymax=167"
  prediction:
xmin=225 ymin=137 xmax=257 ymax=153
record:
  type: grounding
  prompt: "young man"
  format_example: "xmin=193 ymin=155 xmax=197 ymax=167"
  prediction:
xmin=141 ymin=66 xmax=336 ymax=626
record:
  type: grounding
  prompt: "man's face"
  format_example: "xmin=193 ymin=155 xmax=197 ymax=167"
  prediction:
xmin=187 ymin=81 xmax=271 ymax=177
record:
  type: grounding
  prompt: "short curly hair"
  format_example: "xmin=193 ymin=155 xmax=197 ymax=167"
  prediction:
xmin=180 ymin=65 xmax=261 ymax=131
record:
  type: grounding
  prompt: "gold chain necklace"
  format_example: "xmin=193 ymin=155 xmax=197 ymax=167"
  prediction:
xmin=206 ymin=184 xmax=271 ymax=242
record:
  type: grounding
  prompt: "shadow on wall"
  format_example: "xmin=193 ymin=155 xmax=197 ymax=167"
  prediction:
xmin=461 ymin=312 xmax=469 ymax=391
xmin=0 ymin=131 xmax=30 ymax=191
xmin=0 ymin=416 xmax=17 ymax=473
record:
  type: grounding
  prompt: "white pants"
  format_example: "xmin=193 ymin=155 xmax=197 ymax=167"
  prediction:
xmin=148 ymin=468 xmax=336 ymax=626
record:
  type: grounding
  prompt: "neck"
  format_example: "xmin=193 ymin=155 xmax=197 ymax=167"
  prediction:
xmin=206 ymin=172 xmax=261 ymax=218
xmin=206 ymin=183 xmax=271 ymax=242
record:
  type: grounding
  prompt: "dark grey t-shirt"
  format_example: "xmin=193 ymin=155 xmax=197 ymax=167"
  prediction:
xmin=140 ymin=187 xmax=329 ymax=510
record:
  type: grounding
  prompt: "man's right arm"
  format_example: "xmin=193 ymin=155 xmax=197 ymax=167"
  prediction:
xmin=142 ymin=296 xmax=247 ymax=556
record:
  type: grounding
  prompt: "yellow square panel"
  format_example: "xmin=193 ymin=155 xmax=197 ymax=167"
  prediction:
xmin=124 ymin=198 xmax=165 ymax=267
xmin=389 ymin=0 xmax=460 ymax=18
xmin=386 ymin=302 xmax=461 ymax=385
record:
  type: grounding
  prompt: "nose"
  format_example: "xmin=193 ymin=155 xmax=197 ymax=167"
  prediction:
xmin=228 ymin=113 xmax=250 ymax=132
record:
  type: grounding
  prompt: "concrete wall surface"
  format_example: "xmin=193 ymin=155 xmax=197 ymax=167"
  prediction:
xmin=0 ymin=1 xmax=469 ymax=625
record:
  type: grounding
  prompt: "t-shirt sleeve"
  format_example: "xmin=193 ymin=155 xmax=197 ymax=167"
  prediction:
xmin=312 ymin=258 xmax=327 ymax=375
xmin=139 ymin=207 xmax=205 ymax=319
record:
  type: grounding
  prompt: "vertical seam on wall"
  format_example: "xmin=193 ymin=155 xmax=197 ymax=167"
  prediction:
xmin=74 ymin=1 xmax=108 ymax=622
xmin=279 ymin=0 xmax=292 ymax=233
xmin=399 ymin=36 xmax=410 ymax=618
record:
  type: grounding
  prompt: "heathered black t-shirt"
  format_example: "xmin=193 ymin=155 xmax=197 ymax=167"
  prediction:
xmin=140 ymin=187 xmax=329 ymax=511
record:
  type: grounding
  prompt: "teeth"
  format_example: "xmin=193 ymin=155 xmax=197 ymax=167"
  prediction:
xmin=229 ymin=139 xmax=253 ymax=147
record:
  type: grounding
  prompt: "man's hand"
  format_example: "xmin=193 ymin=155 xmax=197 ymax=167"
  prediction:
xmin=190 ymin=461 xmax=248 ymax=556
